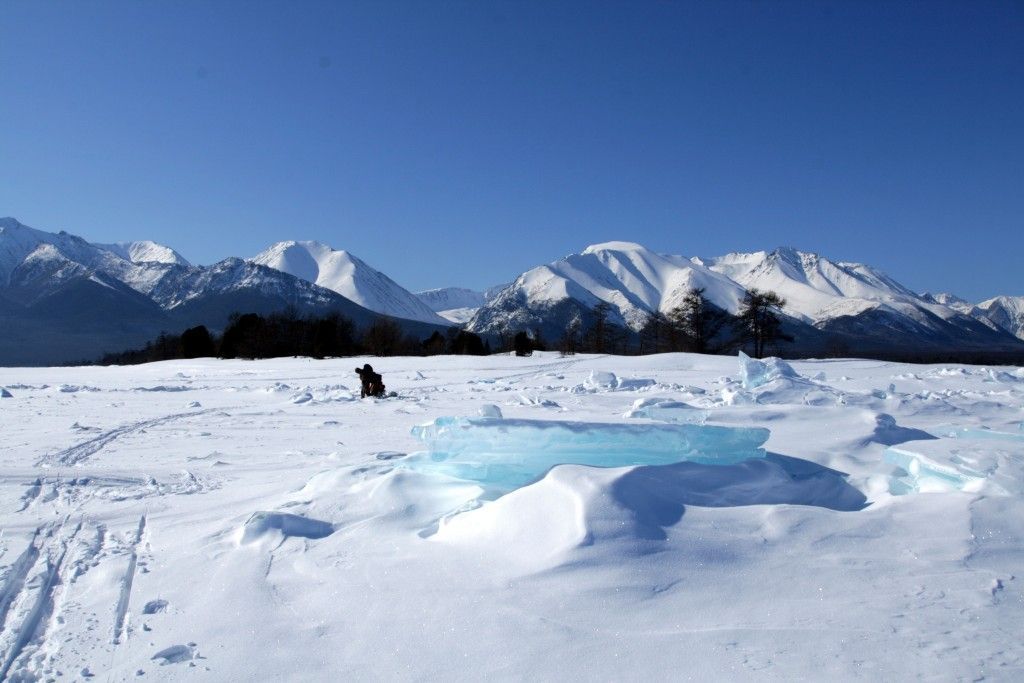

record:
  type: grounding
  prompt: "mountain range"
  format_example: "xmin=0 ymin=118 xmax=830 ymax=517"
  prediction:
xmin=0 ymin=217 xmax=1021 ymax=365
xmin=0 ymin=218 xmax=448 ymax=365
xmin=466 ymin=241 xmax=1024 ymax=357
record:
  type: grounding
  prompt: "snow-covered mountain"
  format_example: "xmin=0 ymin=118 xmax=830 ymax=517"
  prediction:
xmin=416 ymin=286 xmax=507 ymax=324
xmin=2 ymin=216 xmax=1022 ymax=364
xmin=251 ymin=241 xmax=448 ymax=326
xmin=469 ymin=241 xmax=747 ymax=337
xmin=970 ymin=296 xmax=1024 ymax=340
xmin=1 ymin=217 xmax=130 ymax=285
xmin=468 ymin=242 xmax=1022 ymax=355
xmin=922 ymin=292 xmax=973 ymax=313
xmin=0 ymin=219 xmax=449 ymax=364
xmin=94 ymin=240 xmax=191 ymax=266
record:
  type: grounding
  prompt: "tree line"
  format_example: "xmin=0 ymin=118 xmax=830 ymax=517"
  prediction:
xmin=551 ymin=288 xmax=790 ymax=358
xmin=98 ymin=289 xmax=793 ymax=365
xmin=99 ymin=310 xmax=492 ymax=365
xmin=97 ymin=286 xmax=1024 ymax=365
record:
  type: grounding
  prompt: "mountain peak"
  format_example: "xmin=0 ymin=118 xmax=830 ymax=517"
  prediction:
xmin=95 ymin=240 xmax=191 ymax=266
xmin=251 ymin=240 xmax=447 ymax=325
xmin=581 ymin=241 xmax=649 ymax=255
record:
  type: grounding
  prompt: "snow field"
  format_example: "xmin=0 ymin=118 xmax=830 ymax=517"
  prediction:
xmin=0 ymin=352 xmax=1022 ymax=680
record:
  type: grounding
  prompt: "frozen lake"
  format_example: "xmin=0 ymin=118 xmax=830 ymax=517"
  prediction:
xmin=1 ymin=351 xmax=1022 ymax=680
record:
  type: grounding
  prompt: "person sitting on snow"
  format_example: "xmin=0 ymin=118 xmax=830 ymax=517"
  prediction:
xmin=355 ymin=363 xmax=386 ymax=398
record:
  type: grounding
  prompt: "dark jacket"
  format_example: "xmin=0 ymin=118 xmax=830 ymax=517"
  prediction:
xmin=355 ymin=364 xmax=386 ymax=398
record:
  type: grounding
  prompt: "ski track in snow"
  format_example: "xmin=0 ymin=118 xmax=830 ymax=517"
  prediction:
xmin=36 ymin=410 xmax=211 ymax=467
xmin=112 ymin=515 xmax=146 ymax=645
xmin=0 ymin=519 xmax=82 ymax=680
xmin=0 ymin=528 xmax=44 ymax=635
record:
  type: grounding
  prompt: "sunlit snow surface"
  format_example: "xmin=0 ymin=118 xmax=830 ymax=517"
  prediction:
xmin=1 ymin=351 xmax=1023 ymax=680
xmin=403 ymin=416 xmax=768 ymax=494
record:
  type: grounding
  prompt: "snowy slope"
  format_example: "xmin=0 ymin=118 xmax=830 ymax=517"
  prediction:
xmin=416 ymin=287 xmax=487 ymax=313
xmin=94 ymin=240 xmax=191 ymax=266
xmin=1 ymin=353 xmax=1023 ymax=679
xmin=469 ymin=241 xmax=747 ymax=335
xmin=0 ymin=217 xmax=130 ymax=285
xmin=923 ymin=292 xmax=974 ymax=313
xmin=416 ymin=286 xmax=508 ymax=324
xmin=972 ymin=296 xmax=1024 ymax=340
xmin=468 ymin=242 xmax=1019 ymax=354
xmin=698 ymin=247 xmax=958 ymax=325
xmin=0 ymin=221 xmax=453 ymax=363
xmin=251 ymin=241 xmax=448 ymax=325
xmin=0 ymin=218 xmax=182 ymax=298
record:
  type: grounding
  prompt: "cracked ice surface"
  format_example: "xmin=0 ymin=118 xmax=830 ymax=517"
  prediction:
xmin=403 ymin=416 xmax=769 ymax=494
xmin=934 ymin=426 xmax=1024 ymax=443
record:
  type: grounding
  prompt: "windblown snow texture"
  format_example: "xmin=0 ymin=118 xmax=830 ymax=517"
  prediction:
xmin=2 ymin=351 xmax=1021 ymax=679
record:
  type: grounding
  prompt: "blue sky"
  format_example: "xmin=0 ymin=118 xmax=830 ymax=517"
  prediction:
xmin=1 ymin=1 xmax=1021 ymax=299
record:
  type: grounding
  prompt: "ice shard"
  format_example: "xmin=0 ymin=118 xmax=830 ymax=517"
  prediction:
xmin=884 ymin=445 xmax=987 ymax=494
xmin=403 ymin=416 xmax=769 ymax=493
xmin=737 ymin=351 xmax=799 ymax=390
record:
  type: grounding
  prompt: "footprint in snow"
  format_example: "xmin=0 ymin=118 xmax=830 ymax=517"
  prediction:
xmin=152 ymin=643 xmax=196 ymax=665
xmin=143 ymin=599 xmax=168 ymax=614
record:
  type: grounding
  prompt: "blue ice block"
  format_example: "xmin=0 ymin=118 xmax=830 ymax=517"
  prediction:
xmin=402 ymin=416 xmax=770 ymax=493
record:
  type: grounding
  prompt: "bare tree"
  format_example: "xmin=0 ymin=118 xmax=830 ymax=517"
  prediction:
xmin=362 ymin=317 xmax=404 ymax=356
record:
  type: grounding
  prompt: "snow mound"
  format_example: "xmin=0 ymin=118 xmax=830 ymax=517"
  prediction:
xmin=477 ymin=404 xmax=503 ymax=419
xmin=863 ymin=413 xmax=936 ymax=447
xmin=624 ymin=398 xmax=708 ymax=425
xmin=578 ymin=370 xmax=656 ymax=393
xmin=240 ymin=511 xmax=334 ymax=543
xmin=402 ymin=416 xmax=769 ymax=495
xmin=435 ymin=455 xmax=866 ymax=573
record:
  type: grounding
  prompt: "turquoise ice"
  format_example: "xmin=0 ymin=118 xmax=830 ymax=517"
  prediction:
xmin=403 ymin=416 xmax=770 ymax=494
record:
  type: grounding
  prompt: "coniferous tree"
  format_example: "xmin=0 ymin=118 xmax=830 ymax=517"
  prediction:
xmin=531 ymin=328 xmax=547 ymax=353
xmin=668 ymin=288 xmax=731 ymax=354
xmin=362 ymin=317 xmax=404 ymax=356
xmin=587 ymin=302 xmax=612 ymax=353
xmin=449 ymin=330 xmax=486 ymax=355
xmin=422 ymin=331 xmax=447 ymax=355
xmin=736 ymin=289 xmax=788 ymax=358
xmin=220 ymin=313 xmax=265 ymax=359
xmin=559 ymin=314 xmax=582 ymax=356
xmin=513 ymin=331 xmax=533 ymax=357
xmin=180 ymin=325 xmax=215 ymax=358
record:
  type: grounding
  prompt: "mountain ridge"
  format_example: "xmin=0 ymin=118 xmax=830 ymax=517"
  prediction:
xmin=2 ymin=217 xmax=1021 ymax=364
xmin=250 ymin=240 xmax=448 ymax=325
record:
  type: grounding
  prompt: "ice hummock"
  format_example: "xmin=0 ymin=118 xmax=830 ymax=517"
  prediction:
xmin=884 ymin=445 xmax=989 ymax=494
xmin=882 ymin=436 xmax=1023 ymax=496
xmin=737 ymin=351 xmax=799 ymax=389
xmin=402 ymin=416 xmax=769 ymax=494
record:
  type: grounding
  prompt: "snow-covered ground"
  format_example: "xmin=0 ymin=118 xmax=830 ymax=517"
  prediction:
xmin=1 ymin=352 xmax=1022 ymax=680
